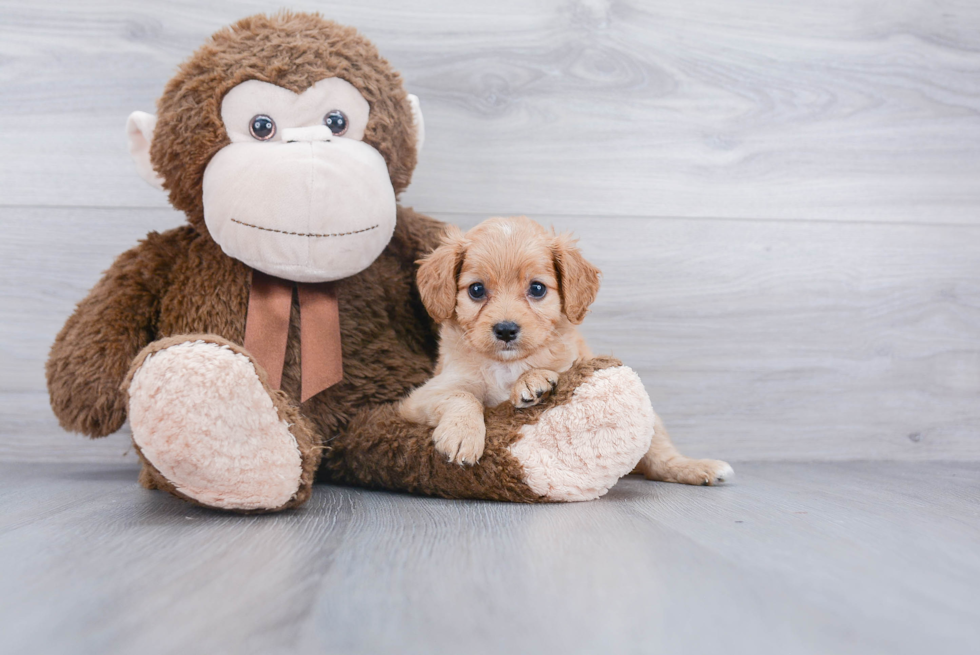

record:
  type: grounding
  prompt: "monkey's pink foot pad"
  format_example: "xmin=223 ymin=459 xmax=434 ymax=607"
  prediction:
xmin=511 ymin=366 xmax=655 ymax=501
xmin=127 ymin=340 xmax=303 ymax=510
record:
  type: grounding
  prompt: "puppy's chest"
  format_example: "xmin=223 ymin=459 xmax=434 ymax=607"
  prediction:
xmin=483 ymin=360 xmax=532 ymax=406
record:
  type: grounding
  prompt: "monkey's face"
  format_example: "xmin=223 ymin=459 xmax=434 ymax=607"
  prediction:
xmin=127 ymin=14 xmax=424 ymax=282
xmin=201 ymin=78 xmax=397 ymax=283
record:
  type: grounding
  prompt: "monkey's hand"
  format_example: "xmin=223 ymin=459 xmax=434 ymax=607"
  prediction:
xmin=46 ymin=230 xmax=178 ymax=437
xmin=511 ymin=369 xmax=560 ymax=408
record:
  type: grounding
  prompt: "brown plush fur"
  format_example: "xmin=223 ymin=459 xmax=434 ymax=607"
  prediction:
xmin=44 ymin=12 xmax=625 ymax=507
xmin=48 ymin=204 xmax=443 ymax=439
xmin=47 ymin=12 xmax=434 ymax=442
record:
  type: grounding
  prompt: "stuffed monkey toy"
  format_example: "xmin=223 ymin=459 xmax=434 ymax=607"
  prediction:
xmin=46 ymin=12 xmax=729 ymax=512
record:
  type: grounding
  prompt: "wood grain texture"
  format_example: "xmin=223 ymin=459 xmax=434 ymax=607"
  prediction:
xmin=0 ymin=461 xmax=977 ymax=654
xmin=3 ymin=207 xmax=977 ymax=462
xmin=1 ymin=0 xmax=979 ymax=222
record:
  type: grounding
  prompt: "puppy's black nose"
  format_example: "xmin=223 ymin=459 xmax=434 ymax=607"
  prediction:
xmin=493 ymin=321 xmax=520 ymax=343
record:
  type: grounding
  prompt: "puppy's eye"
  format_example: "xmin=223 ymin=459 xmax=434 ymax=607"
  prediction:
xmin=249 ymin=115 xmax=276 ymax=141
xmin=467 ymin=283 xmax=486 ymax=301
xmin=323 ymin=110 xmax=348 ymax=136
xmin=528 ymin=281 xmax=547 ymax=299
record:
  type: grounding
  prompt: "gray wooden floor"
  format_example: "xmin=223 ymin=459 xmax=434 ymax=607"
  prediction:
xmin=2 ymin=1 xmax=980 ymax=653
xmin=0 ymin=461 xmax=977 ymax=655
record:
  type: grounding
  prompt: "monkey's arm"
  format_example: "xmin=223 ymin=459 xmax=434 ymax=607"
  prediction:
xmin=46 ymin=230 xmax=182 ymax=437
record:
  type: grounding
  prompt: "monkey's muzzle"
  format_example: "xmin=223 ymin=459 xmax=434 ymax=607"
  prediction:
xmin=202 ymin=135 xmax=396 ymax=283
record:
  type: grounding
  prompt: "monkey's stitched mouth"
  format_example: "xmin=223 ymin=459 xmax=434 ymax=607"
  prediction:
xmin=230 ymin=218 xmax=379 ymax=238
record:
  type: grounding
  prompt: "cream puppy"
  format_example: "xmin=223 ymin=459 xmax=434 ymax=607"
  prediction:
xmin=400 ymin=216 xmax=734 ymax=487
xmin=399 ymin=216 xmax=594 ymax=465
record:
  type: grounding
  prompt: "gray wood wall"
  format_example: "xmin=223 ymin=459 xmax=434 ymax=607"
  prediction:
xmin=2 ymin=0 xmax=978 ymax=463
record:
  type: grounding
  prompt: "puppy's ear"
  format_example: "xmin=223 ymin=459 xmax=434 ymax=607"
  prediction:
xmin=552 ymin=233 xmax=601 ymax=324
xmin=417 ymin=225 xmax=466 ymax=322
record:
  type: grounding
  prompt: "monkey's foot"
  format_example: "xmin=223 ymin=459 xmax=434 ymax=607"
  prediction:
xmin=126 ymin=336 xmax=317 ymax=512
xmin=510 ymin=365 xmax=655 ymax=501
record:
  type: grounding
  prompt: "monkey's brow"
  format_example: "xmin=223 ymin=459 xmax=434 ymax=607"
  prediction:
xmin=230 ymin=218 xmax=379 ymax=238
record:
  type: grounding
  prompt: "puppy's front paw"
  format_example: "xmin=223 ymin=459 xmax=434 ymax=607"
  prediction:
xmin=511 ymin=369 xmax=560 ymax=408
xmin=432 ymin=412 xmax=487 ymax=466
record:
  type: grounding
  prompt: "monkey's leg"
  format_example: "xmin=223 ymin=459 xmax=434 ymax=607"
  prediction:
xmin=319 ymin=357 xmax=654 ymax=503
xmin=632 ymin=414 xmax=734 ymax=486
xmin=124 ymin=335 xmax=320 ymax=513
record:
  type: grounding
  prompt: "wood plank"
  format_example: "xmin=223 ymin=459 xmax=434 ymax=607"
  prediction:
xmin=1 ymin=0 xmax=979 ymax=222
xmin=0 ymin=461 xmax=977 ymax=654
xmin=2 ymin=207 xmax=978 ymax=462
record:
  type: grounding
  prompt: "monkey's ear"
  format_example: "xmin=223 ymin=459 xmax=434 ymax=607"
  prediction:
xmin=125 ymin=111 xmax=165 ymax=191
xmin=552 ymin=233 xmax=602 ymax=325
xmin=417 ymin=225 xmax=466 ymax=322
xmin=408 ymin=94 xmax=425 ymax=155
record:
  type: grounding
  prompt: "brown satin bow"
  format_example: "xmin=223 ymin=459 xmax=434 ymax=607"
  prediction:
xmin=243 ymin=270 xmax=344 ymax=402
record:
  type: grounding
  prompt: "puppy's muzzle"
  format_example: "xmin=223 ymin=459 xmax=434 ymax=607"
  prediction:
xmin=492 ymin=321 xmax=520 ymax=343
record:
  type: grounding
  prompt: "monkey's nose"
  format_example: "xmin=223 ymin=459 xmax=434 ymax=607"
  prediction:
xmin=493 ymin=321 xmax=520 ymax=343
xmin=281 ymin=125 xmax=333 ymax=143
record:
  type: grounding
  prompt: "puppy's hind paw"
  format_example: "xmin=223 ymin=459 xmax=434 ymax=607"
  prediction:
xmin=638 ymin=457 xmax=734 ymax=486
xmin=706 ymin=461 xmax=735 ymax=485
xmin=511 ymin=369 xmax=560 ymax=408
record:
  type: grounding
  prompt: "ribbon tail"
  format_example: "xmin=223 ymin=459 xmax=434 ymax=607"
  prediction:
xmin=297 ymin=281 xmax=344 ymax=402
xmin=244 ymin=270 xmax=294 ymax=390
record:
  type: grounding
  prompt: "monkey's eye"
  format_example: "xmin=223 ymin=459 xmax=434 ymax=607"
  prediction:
xmin=323 ymin=110 xmax=349 ymax=136
xmin=249 ymin=115 xmax=276 ymax=141
xmin=467 ymin=283 xmax=486 ymax=301
xmin=528 ymin=281 xmax=547 ymax=299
